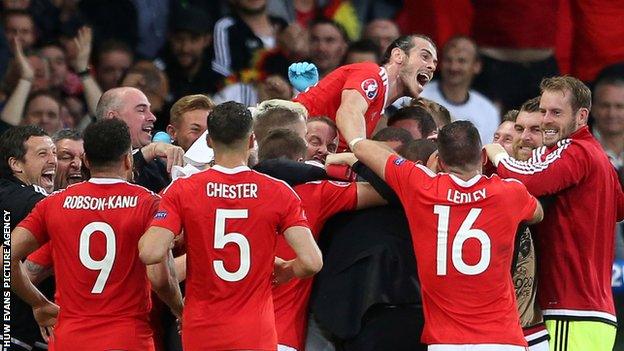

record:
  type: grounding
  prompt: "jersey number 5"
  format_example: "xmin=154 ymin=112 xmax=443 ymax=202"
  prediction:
xmin=434 ymin=205 xmax=491 ymax=276
xmin=79 ymin=222 xmax=116 ymax=294
xmin=214 ymin=209 xmax=250 ymax=282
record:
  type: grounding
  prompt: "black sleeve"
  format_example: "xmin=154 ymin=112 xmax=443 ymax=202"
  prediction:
xmin=352 ymin=161 xmax=401 ymax=206
xmin=253 ymin=159 xmax=329 ymax=186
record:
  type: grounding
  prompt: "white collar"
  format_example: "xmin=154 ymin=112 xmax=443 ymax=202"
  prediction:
xmin=211 ymin=165 xmax=250 ymax=174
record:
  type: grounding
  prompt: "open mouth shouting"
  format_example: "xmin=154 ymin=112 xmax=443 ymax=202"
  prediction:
xmin=41 ymin=168 xmax=55 ymax=192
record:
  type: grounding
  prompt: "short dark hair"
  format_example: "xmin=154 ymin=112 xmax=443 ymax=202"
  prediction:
xmin=24 ymin=91 xmax=62 ymax=117
xmin=52 ymin=129 xmax=82 ymax=143
xmin=310 ymin=17 xmax=349 ymax=43
xmin=437 ymin=121 xmax=482 ymax=170
xmin=258 ymin=129 xmax=307 ymax=162
xmin=593 ymin=75 xmax=624 ymax=96
xmin=411 ymin=97 xmax=452 ymax=127
xmin=208 ymin=101 xmax=253 ymax=146
xmin=388 ymin=106 xmax=437 ymax=138
xmin=95 ymin=40 xmax=133 ymax=65
xmin=399 ymin=139 xmax=438 ymax=164
xmin=0 ymin=126 xmax=47 ymax=178
xmin=83 ymin=118 xmax=131 ymax=169
xmin=253 ymin=106 xmax=304 ymax=142
xmin=381 ymin=34 xmax=436 ymax=65
xmin=372 ymin=126 xmax=413 ymax=146
xmin=502 ymin=109 xmax=519 ymax=123
xmin=520 ymin=97 xmax=541 ymax=113
xmin=347 ymin=39 xmax=381 ymax=62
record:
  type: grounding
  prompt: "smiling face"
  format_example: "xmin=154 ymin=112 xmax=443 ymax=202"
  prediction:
xmin=593 ymin=83 xmax=624 ymax=137
xmin=116 ymin=89 xmax=156 ymax=148
xmin=539 ymin=89 xmax=586 ymax=147
xmin=398 ymin=37 xmax=438 ymax=97
xmin=13 ymin=135 xmax=57 ymax=193
xmin=54 ymin=138 xmax=84 ymax=190
xmin=440 ymin=38 xmax=480 ymax=88
xmin=513 ymin=111 xmax=543 ymax=160
xmin=492 ymin=121 xmax=516 ymax=155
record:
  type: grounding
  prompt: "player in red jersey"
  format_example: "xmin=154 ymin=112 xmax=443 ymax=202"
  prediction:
xmin=350 ymin=121 xmax=543 ymax=350
xmin=256 ymin=129 xmax=387 ymax=350
xmin=293 ymin=35 xmax=438 ymax=151
xmin=9 ymin=119 xmax=183 ymax=351
xmin=139 ymin=102 xmax=323 ymax=351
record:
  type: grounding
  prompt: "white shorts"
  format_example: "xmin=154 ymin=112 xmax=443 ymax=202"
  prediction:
xmin=429 ymin=345 xmax=528 ymax=351
xmin=278 ymin=344 xmax=297 ymax=351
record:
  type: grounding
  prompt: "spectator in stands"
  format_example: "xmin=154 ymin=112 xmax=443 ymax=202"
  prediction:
xmin=161 ymin=5 xmax=221 ymax=102
xmin=345 ymin=39 xmax=380 ymax=64
xmin=372 ymin=126 xmax=413 ymax=152
xmin=387 ymin=105 xmax=437 ymax=139
xmin=40 ymin=42 xmax=78 ymax=94
xmin=3 ymin=9 xmax=37 ymax=53
xmin=22 ymin=91 xmax=62 ymax=135
xmin=592 ymin=75 xmax=624 ymax=171
xmin=493 ymin=110 xmax=518 ymax=154
xmin=51 ymin=129 xmax=83 ymax=191
xmin=309 ymin=18 xmax=349 ymax=78
xmin=305 ymin=116 xmax=338 ymax=163
xmin=267 ymin=0 xmax=322 ymax=27
xmin=94 ymin=40 xmax=133 ymax=92
xmin=363 ymin=19 xmax=400 ymax=58
xmin=167 ymin=94 xmax=215 ymax=152
xmin=421 ymin=36 xmax=500 ymax=145
xmin=212 ymin=0 xmax=286 ymax=78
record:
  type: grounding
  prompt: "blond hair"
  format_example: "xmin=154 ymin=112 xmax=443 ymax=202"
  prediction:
xmin=169 ymin=94 xmax=215 ymax=127
xmin=540 ymin=76 xmax=592 ymax=112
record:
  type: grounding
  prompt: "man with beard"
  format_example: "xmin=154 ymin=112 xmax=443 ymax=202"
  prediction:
xmin=0 ymin=126 xmax=55 ymax=351
xmin=212 ymin=0 xmax=286 ymax=78
xmin=485 ymin=76 xmax=624 ymax=351
xmin=161 ymin=5 xmax=222 ymax=101
xmin=513 ymin=97 xmax=543 ymax=162
xmin=293 ymin=35 xmax=437 ymax=151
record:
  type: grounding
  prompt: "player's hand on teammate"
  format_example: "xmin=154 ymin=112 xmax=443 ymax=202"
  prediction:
xmin=33 ymin=300 xmax=59 ymax=342
xmin=483 ymin=143 xmax=508 ymax=166
xmin=273 ymin=257 xmax=296 ymax=285
xmin=324 ymin=152 xmax=358 ymax=168
xmin=288 ymin=62 xmax=319 ymax=92
xmin=143 ymin=142 xmax=185 ymax=173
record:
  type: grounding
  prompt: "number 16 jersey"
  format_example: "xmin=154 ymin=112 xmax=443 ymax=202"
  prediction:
xmin=18 ymin=178 xmax=160 ymax=351
xmin=151 ymin=165 xmax=309 ymax=351
xmin=384 ymin=155 xmax=537 ymax=346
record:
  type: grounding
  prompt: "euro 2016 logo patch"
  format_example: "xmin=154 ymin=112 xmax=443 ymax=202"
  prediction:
xmin=394 ymin=157 xmax=406 ymax=166
xmin=154 ymin=211 xmax=167 ymax=219
xmin=361 ymin=79 xmax=378 ymax=100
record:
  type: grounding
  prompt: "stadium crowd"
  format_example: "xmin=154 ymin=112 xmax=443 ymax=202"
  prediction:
xmin=1 ymin=0 xmax=624 ymax=351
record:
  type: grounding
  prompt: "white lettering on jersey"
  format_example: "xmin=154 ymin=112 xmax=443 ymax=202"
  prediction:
xmin=206 ymin=182 xmax=258 ymax=199
xmin=62 ymin=195 xmax=138 ymax=210
xmin=446 ymin=188 xmax=487 ymax=204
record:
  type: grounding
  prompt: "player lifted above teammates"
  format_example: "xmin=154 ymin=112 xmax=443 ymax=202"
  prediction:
xmin=293 ymin=34 xmax=437 ymax=150
xmin=139 ymin=101 xmax=322 ymax=351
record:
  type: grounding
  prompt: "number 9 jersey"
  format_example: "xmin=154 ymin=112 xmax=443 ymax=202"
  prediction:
xmin=17 ymin=178 xmax=161 ymax=351
xmin=384 ymin=155 xmax=538 ymax=347
xmin=150 ymin=165 xmax=310 ymax=351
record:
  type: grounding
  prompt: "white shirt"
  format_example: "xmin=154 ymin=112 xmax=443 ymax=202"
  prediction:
xmin=421 ymin=81 xmax=500 ymax=145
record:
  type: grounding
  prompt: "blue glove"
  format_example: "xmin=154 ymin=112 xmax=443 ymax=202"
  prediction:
xmin=288 ymin=62 xmax=319 ymax=92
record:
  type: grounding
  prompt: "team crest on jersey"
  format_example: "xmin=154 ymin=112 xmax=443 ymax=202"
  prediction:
xmin=394 ymin=157 xmax=406 ymax=166
xmin=361 ymin=78 xmax=378 ymax=100
xmin=154 ymin=211 xmax=167 ymax=219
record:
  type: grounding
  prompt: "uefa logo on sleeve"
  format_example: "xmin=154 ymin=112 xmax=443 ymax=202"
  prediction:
xmin=361 ymin=79 xmax=378 ymax=100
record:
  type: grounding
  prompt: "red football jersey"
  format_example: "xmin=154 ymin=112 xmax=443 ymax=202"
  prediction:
xmin=273 ymin=180 xmax=357 ymax=350
xmin=151 ymin=165 xmax=310 ymax=351
xmin=384 ymin=155 xmax=536 ymax=346
xmin=18 ymin=178 xmax=159 ymax=351
xmin=293 ymin=62 xmax=389 ymax=151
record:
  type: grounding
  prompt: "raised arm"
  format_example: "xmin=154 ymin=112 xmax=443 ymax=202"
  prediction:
xmin=1 ymin=39 xmax=33 ymax=126
xmin=72 ymin=26 xmax=102 ymax=119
